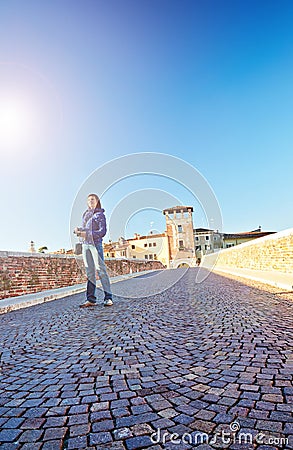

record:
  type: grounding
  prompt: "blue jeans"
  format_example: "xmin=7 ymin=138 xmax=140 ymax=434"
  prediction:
xmin=82 ymin=242 xmax=112 ymax=303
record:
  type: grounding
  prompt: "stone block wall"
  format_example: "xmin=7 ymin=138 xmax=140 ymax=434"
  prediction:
xmin=0 ymin=252 xmax=164 ymax=300
xmin=205 ymin=228 xmax=293 ymax=273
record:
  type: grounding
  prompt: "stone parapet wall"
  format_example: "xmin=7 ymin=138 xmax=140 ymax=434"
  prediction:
xmin=0 ymin=252 xmax=164 ymax=300
xmin=204 ymin=228 xmax=293 ymax=273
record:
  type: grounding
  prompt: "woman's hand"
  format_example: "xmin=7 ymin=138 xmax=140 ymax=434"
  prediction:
xmin=74 ymin=228 xmax=86 ymax=238
xmin=76 ymin=231 xmax=86 ymax=239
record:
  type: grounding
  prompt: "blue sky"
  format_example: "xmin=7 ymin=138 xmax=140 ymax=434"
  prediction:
xmin=0 ymin=0 xmax=293 ymax=252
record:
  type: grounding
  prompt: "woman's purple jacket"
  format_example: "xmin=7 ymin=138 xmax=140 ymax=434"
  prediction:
xmin=80 ymin=208 xmax=107 ymax=245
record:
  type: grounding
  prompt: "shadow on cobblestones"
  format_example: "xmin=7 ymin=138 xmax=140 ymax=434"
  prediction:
xmin=0 ymin=268 xmax=292 ymax=449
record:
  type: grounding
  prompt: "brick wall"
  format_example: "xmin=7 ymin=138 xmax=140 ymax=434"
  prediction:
xmin=204 ymin=228 xmax=293 ymax=273
xmin=0 ymin=252 xmax=164 ymax=300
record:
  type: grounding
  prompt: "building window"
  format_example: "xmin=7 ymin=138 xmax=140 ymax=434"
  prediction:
xmin=144 ymin=243 xmax=147 ymax=247
xmin=145 ymin=255 xmax=148 ymax=259
xmin=149 ymin=254 xmax=153 ymax=259
xmin=154 ymin=254 xmax=157 ymax=260
xmin=205 ymin=236 xmax=210 ymax=240
xmin=131 ymin=245 xmax=135 ymax=249
xmin=178 ymin=225 xmax=182 ymax=233
xmin=153 ymin=242 xmax=157 ymax=247
xmin=111 ymin=253 xmax=115 ymax=257
xmin=133 ymin=256 xmax=136 ymax=258
xmin=179 ymin=240 xmax=184 ymax=249
xmin=149 ymin=243 xmax=152 ymax=247
xmin=195 ymin=236 xmax=199 ymax=241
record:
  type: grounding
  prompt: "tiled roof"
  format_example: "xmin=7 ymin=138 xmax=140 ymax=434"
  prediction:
xmin=224 ymin=231 xmax=275 ymax=239
xmin=128 ymin=233 xmax=167 ymax=241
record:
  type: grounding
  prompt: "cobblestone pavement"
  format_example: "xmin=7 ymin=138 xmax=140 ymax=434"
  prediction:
xmin=0 ymin=268 xmax=292 ymax=450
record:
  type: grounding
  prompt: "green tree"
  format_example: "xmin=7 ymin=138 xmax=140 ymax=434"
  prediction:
xmin=38 ymin=246 xmax=48 ymax=253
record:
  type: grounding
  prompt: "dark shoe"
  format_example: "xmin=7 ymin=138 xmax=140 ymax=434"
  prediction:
xmin=104 ymin=298 xmax=113 ymax=306
xmin=80 ymin=301 xmax=97 ymax=308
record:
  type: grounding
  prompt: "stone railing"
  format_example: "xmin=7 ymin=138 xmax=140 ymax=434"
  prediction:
xmin=202 ymin=228 xmax=293 ymax=288
xmin=0 ymin=252 xmax=164 ymax=300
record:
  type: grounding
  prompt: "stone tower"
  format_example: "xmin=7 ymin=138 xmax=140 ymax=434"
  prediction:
xmin=163 ymin=206 xmax=195 ymax=262
xmin=29 ymin=241 xmax=36 ymax=253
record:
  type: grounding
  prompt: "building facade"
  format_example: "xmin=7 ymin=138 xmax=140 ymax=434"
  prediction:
xmin=194 ymin=228 xmax=223 ymax=254
xmin=127 ymin=232 xmax=170 ymax=267
xmin=103 ymin=237 xmax=129 ymax=258
xmin=223 ymin=229 xmax=275 ymax=248
xmin=163 ymin=206 xmax=195 ymax=267
xmin=103 ymin=233 xmax=170 ymax=268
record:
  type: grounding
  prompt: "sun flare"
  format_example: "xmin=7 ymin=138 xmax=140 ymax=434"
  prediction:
xmin=0 ymin=93 xmax=39 ymax=151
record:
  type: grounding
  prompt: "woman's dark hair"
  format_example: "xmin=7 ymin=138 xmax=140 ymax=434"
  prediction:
xmin=88 ymin=193 xmax=101 ymax=209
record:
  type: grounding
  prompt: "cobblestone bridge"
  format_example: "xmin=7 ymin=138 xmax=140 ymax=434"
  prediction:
xmin=0 ymin=268 xmax=292 ymax=450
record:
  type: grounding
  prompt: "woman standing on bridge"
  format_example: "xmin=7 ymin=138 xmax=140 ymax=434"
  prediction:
xmin=74 ymin=194 xmax=113 ymax=307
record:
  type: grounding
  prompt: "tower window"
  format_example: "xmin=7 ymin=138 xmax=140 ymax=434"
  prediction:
xmin=178 ymin=225 xmax=182 ymax=233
